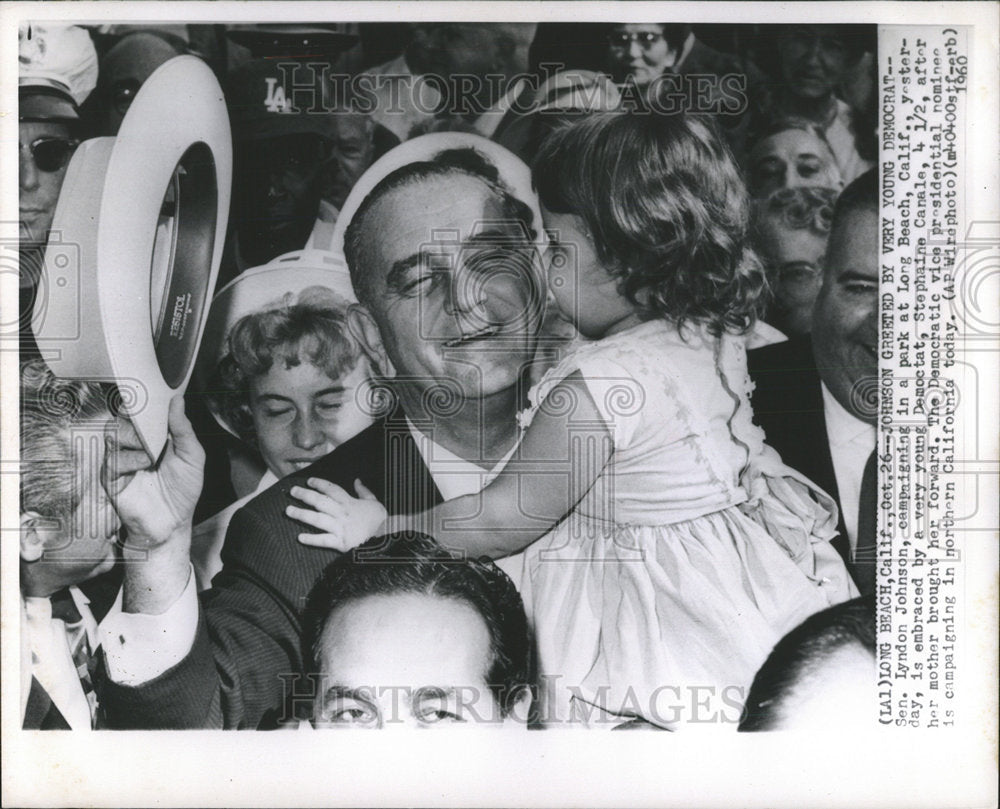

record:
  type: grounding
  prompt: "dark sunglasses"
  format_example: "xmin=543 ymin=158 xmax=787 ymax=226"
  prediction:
xmin=21 ymin=137 xmax=79 ymax=172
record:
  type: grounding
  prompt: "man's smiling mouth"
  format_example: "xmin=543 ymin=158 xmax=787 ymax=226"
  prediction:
xmin=444 ymin=325 xmax=500 ymax=347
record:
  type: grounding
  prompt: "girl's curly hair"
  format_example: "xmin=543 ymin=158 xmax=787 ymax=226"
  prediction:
xmin=533 ymin=110 xmax=769 ymax=336
xmin=207 ymin=287 xmax=363 ymax=444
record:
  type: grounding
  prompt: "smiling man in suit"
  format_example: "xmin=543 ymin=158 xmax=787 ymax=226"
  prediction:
xmin=748 ymin=169 xmax=878 ymax=593
xmin=98 ymin=136 xmax=547 ymax=728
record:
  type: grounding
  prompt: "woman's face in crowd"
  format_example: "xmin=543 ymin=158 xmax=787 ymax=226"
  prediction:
xmin=607 ymin=24 xmax=675 ymax=87
xmin=249 ymin=356 xmax=373 ymax=478
xmin=758 ymin=220 xmax=828 ymax=336
xmin=778 ymin=25 xmax=852 ymax=100
xmin=748 ymin=128 xmax=842 ymax=199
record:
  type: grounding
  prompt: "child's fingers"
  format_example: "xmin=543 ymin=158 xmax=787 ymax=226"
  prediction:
xmin=285 ymin=504 xmax=343 ymax=534
xmin=297 ymin=532 xmax=349 ymax=551
xmin=305 ymin=478 xmax=352 ymax=503
xmin=353 ymin=479 xmax=378 ymax=501
xmin=289 ymin=486 xmax=347 ymax=519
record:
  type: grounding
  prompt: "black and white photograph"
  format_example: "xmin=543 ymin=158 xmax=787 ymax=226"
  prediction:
xmin=2 ymin=2 xmax=997 ymax=807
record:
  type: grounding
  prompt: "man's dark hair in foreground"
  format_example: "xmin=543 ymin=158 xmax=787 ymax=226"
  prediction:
xmin=739 ymin=596 xmax=875 ymax=731
xmin=303 ymin=531 xmax=532 ymax=720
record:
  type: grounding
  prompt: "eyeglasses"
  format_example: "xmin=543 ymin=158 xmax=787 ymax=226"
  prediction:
xmin=607 ymin=31 xmax=665 ymax=50
xmin=21 ymin=137 xmax=79 ymax=173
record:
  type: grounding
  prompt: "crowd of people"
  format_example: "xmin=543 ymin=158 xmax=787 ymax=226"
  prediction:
xmin=18 ymin=21 xmax=878 ymax=730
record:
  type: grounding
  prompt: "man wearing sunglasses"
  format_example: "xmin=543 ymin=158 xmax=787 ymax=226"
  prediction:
xmin=18 ymin=23 xmax=99 ymax=357
xmin=18 ymin=24 xmax=97 ymax=249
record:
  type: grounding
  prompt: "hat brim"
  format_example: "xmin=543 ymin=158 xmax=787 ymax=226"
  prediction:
xmin=20 ymin=88 xmax=78 ymax=121
xmin=226 ymin=27 xmax=358 ymax=57
xmin=331 ymin=132 xmax=544 ymax=261
xmin=35 ymin=55 xmax=232 ymax=459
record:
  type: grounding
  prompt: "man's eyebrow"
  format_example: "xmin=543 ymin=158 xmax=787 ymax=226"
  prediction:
xmin=411 ymin=685 xmax=460 ymax=702
xmin=385 ymin=253 xmax=428 ymax=289
xmin=464 ymin=227 xmax=530 ymax=246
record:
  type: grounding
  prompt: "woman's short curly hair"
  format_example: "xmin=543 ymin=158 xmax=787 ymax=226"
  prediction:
xmin=754 ymin=185 xmax=838 ymax=237
xmin=532 ymin=110 xmax=767 ymax=336
xmin=207 ymin=287 xmax=364 ymax=444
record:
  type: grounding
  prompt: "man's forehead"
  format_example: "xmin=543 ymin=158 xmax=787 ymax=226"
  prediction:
xmin=318 ymin=592 xmax=492 ymax=679
xmin=366 ymin=173 xmax=521 ymax=264
xmin=380 ymin=172 xmax=506 ymax=224
xmin=830 ymin=207 xmax=877 ymax=250
xmin=826 ymin=207 xmax=878 ymax=275
xmin=20 ymin=119 xmax=71 ymax=137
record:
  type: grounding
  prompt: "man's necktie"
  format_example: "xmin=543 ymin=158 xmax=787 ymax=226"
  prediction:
xmin=851 ymin=450 xmax=878 ymax=596
xmin=50 ymin=588 xmax=98 ymax=726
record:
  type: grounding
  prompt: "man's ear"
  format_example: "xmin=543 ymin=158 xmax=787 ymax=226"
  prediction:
xmin=347 ymin=304 xmax=396 ymax=380
xmin=20 ymin=512 xmax=47 ymax=562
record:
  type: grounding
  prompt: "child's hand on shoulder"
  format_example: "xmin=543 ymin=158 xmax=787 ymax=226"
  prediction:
xmin=287 ymin=478 xmax=387 ymax=552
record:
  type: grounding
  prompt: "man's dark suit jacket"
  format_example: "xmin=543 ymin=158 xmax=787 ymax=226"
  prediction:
xmin=748 ymin=336 xmax=850 ymax=563
xmin=24 ymin=566 xmax=122 ymax=730
xmin=100 ymin=410 xmax=448 ymax=729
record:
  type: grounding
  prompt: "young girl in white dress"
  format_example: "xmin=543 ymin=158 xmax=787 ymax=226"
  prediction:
xmin=292 ymin=111 xmax=858 ymax=728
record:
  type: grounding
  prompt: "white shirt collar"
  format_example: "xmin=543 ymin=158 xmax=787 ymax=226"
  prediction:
xmin=821 ymin=382 xmax=875 ymax=446
xmin=24 ymin=586 xmax=99 ymax=647
xmin=405 ymin=417 xmax=517 ymax=501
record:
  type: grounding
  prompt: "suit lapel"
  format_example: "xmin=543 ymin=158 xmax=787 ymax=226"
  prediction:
xmin=380 ymin=410 xmax=444 ymax=517
xmin=749 ymin=338 xmax=849 ymax=562
xmin=806 ymin=379 xmax=850 ymax=561
xmin=796 ymin=365 xmax=842 ymax=503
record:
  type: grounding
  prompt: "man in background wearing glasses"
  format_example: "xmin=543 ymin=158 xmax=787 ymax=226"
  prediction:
xmin=18 ymin=23 xmax=99 ymax=358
